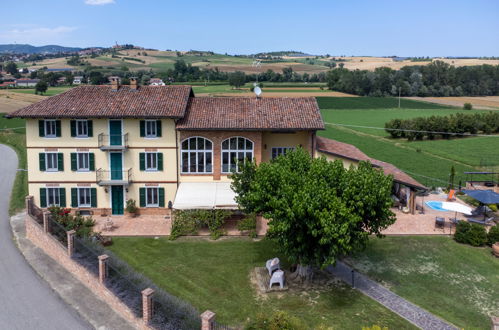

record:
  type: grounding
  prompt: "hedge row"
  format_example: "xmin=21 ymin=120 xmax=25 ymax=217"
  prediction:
xmin=385 ymin=112 xmax=499 ymax=140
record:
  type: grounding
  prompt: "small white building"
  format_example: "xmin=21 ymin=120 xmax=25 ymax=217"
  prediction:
xmin=149 ymin=78 xmax=165 ymax=86
xmin=15 ymin=78 xmax=40 ymax=87
xmin=73 ymin=76 xmax=84 ymax=84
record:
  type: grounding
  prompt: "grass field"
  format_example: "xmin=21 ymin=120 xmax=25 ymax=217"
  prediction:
xmin=108 ymin=237 xmax=416 ymax=329
xmin=349 ymin=236 xmax=499 ymax=329
xmin=0 ymin=114 xmax=27 ymax=214
xmin=8 ymin=86 xmax=72 ymax=97
xmin=318 ymin=97 xmax=499 ymax=185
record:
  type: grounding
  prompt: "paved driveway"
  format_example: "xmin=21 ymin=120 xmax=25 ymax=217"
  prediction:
xmin=0 ymin=144 xmax=91 ymax=330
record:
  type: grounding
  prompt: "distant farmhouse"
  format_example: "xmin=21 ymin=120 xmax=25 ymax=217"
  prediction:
xmin=73 ymin=76 xmax=84 ymax=85
xmin=15 ymin=78 xmax=40 ymax=87
xmin=149 ymin=78 xmax=165 ymax=86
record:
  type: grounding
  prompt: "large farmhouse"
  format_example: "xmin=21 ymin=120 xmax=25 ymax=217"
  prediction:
xmin=7 ymin=78 xmax=425 ymax=218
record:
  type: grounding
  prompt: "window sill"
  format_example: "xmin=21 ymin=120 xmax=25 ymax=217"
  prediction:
xmin=76 ymin=169 xmax=91 ymax=172
xmin=180 ymin=173 xmax=214 ymax=176
xmin=75 ymin=136 xmax=90 ymax=139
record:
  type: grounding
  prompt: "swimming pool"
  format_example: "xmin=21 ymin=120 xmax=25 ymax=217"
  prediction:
xmin=425 ymin=201 xmax=447 ymax=211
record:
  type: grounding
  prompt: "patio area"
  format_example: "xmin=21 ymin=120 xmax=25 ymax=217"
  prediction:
xmin=383 ymin=192 xmax=474 ymax=235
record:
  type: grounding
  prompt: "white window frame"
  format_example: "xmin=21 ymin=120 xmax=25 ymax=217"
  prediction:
xmin=221 ymin=137 xmax=254 ymax=174
xmin=180 ymin=137 xmax=213 ymax=174
xmin=77 ymin=152 xmax=90 ymax=172
xmin=78 ymin=187 xmax=91 ymax=207
xmin=76 ymin=120 xmax=89 ymax=138
xmin=271 ymin=147 xmax=295 ymax=159
xmin=145 ymin=187 xmax=159 ymax=207
xmin=145 ymin=120 xmax=158 ymax=138
xmin=44 ymin=120 xmax=57 ymax=138
xmin=45 ymin=153 xmax=58 ymax=172
xmin=46 ymin=188 xmax=60 ymax=206
xmin=145 ymin=152 xmax=158 ymax=171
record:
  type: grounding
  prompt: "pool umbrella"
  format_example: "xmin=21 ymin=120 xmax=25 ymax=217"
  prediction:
xmin=461 ymin=189 xmax=499 ymax=204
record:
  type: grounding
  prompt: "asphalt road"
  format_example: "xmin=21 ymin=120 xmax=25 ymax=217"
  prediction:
xmin=0 ymin=144 xmax=91 ymax=330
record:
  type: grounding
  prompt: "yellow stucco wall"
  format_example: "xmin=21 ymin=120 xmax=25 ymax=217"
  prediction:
xmin=261 ymin=131 xmax=312 ymax=162
xmin=315 ymin=151 xmax=360 ymax=169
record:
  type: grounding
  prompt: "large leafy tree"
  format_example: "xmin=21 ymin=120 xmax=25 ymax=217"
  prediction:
xmin=231 ymin=148 xmax=395 ymax=279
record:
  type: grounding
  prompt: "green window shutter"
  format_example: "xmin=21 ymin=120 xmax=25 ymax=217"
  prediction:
xmin=39 ymin=120 xmax=45 ymax=137
xmin=139 ymin=188 xmax=146 ymax=207
xmin=156 ymin=120 xmax=162 ymax=137
xmin=70 ymin=120 xmax=76 ymax=137
xmin=139 ymin=120 xmax=145 ymax=137
xmin=40 ymin=188 xmax=47 ymax=208
xmin=89 ymin=153 xmax=95 ymax=171
xmin=58 ymin=153 xmax=64 ymax=171
xmin=158 ymin=188 xmax=165 ymax=207
xmin=71 ymin=153 xmax=77 ymax=171
xmin=59 ymin=188 xmax=66 ymax=207
xmin=91 ymin=188 xmax=97 ymax=207
xmin=87 ymin=120 xmax=93 ymax=137
xmin=55 ymin=120 xmax=62 ymax=137
xmin=39 ymin=153 xmax=46 ymax=171
xmin=158 ymin=153 xmax=163 ymax=171
xmin=139 ymin=153 xmax=145 ymax=171
xmin=71 ymin=188 xmax=78 ymax=207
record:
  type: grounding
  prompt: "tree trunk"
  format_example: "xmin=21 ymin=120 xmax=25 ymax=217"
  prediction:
xmin=291 ymin=264 xmax=314 ymax=283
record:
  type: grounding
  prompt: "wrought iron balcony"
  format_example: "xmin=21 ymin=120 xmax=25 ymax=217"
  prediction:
xmin=96 ymin=168 xmax=132 ymax=186
xmin=98 ymin=133 xmax=129 ymax=151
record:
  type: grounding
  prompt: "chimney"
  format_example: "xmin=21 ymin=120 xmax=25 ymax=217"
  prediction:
xmin=110 ymin=76 xmax=119 ymax=91
xmin=130 ymin=77 xmax=138 ymax=90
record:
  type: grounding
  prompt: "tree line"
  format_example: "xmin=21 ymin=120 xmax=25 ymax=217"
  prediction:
xmin=326 ymin=61 xmax=499 ymax=97
xmin=385 ymin=111 xmax=499 ymax=141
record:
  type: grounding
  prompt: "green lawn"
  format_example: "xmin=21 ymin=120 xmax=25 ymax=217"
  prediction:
xmin=0 ymin=114 xmax=27 ymax=214
xmin=108 ymin=237 xmax=416 ymax=329
xmin=349 ymin=236 xmax=499 ymax=329
xmin=8 ymin=86 xmax=72 ymax=96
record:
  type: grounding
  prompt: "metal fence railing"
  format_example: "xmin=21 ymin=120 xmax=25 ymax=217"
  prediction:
xmin=212 ymin=320 xmax=234 ymax=330
xmin=30 ymin=203 xmax=44 ymax=225
xmin=49 ymin=217 xmax=68 ymax=246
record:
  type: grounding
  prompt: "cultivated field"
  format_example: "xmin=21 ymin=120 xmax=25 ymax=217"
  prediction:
xmin=407 ymin=96 xmax=499 ymax=110
xmin=0 ymin=90 xmax=46 ymax=113
xmin=318 ymin=97 xmax=499 ymax=186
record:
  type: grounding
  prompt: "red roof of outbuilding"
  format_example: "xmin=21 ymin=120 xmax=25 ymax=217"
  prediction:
xmin=316 ymin=136 xmax=426 ymax=190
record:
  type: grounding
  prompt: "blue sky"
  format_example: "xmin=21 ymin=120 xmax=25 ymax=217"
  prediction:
xmin=1 ymin=0 xmax=498 ymax=56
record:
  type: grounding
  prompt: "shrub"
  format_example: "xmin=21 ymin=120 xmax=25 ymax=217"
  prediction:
xmin=487 ymin=225 xmax=499 ymax=246
xmin=454 ymin=221 xmax=487 ymax=246
xmin=245 ymin=311 xmax=306 ymax=330
xmin=237 ymin=213 xmax=257 ymax=238
xmin=488 ymin=204 xmax=498 ymax=212
xmin=48 ymin=206 xmax=95 ymax=238
xmin=125 ymin=199 xmax=138 ymax=214
xmin=170 ymin=209 xmax=231 ymax=240
xmin=463 ymin=103 xmax=473 ymax=110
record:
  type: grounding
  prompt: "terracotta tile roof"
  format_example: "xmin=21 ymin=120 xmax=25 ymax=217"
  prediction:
xmin=316 ymin=136 xmax=426 ymax=190
xmin=176 ymin=97 xmax=325 ymax=131
xmin=6 ymin=85 xmax=193 ymax=119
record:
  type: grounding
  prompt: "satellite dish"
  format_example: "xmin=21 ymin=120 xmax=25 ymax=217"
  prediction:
xmin=254 ymin=86 xmax=262 ymax=97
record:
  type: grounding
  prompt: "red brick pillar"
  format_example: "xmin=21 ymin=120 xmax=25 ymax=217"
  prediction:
xmin=98 ymin=254 xmax=109 ymax=284
xmin=67 ymin=230 xmax=76 ymax=258
xmin=142 ymin=288 xmax=154 ymax=324
xmin=25 ymin=196 xmax=34 ymax=215
xmin=43 ymin=211 xmax=51 ymax=233
xmin=201 ymin=310 xmax=215 ymax=330
xmin=491 ymin=316 xmax=499 ymax=330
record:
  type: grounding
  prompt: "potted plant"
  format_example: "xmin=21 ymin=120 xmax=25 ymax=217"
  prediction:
xmin=125 ymin=199 xmax=138 ymax=218
xmin=493 ymin=242 xmax=499 ymax=258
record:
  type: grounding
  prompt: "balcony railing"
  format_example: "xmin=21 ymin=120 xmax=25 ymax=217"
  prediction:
xmin=96 ymin=168 xmax=132 ymax=186
xmin=98 ymin=133 xmax=129 ymax=151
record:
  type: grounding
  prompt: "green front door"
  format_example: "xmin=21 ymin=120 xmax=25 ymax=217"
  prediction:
xmin=111 ymin=186 xmax=124 ymax=215
xmin=109 ymin=120 xmax=122 ymax=146
xmin=110 ymin=153 xmax=123 ymax=180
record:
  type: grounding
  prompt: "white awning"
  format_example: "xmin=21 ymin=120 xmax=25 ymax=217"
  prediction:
xmin=173 ymin=182 xmax=238 ymax=210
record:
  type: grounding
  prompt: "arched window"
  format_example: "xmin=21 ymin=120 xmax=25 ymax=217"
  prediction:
xmin=221 ymin=137 xmax=253 ymax=173
xmin=181 ymin=137 xmax=213 ymax=173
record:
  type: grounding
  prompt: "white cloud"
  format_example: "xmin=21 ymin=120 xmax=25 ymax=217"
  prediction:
xmin=0 ymin=26 xmax=77 ymax=44
xmin=84 ymin=0 xmax=115 ymax=5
